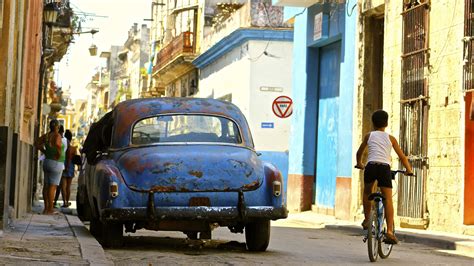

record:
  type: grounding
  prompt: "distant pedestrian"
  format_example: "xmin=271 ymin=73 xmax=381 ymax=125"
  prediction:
xmin=60 ymin=129 xmax=77 ymax=207
xmin=54 ymin=125 xmax=68 ymax=208
xmin=34 ymin=119 xmax=65 ymax=215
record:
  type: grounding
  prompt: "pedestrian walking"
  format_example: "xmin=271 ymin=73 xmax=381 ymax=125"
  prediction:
xmin=60 ymin=129 xmax=78 ymax=207
xmin=34 ymin=119 xmax=65 ymax=215
xmin=54 ymin=125 xmax=68 ymax=208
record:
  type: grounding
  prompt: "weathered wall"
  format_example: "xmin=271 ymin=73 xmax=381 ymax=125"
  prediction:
xmin=0 ymin=0 xmax=42 ymax=226
xmin=423 ymin=0 xmax=464 ymax=233
xmin=357 ymin=0 xmax=466 ymax=233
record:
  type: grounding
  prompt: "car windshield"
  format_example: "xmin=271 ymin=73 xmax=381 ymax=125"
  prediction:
xmin=132 ymin=114 xmax=242 ymax=145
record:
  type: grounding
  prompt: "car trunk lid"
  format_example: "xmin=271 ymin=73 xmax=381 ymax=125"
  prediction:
xmin=116 ymin=145 xmax=263 ymax=192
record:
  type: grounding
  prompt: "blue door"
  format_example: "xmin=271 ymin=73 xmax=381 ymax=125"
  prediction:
xmin=315 ymin=41 xmax=341 ymax=208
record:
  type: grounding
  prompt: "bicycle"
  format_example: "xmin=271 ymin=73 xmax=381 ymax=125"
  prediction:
xmin=357 ymin=168 xmax=413 ymax=262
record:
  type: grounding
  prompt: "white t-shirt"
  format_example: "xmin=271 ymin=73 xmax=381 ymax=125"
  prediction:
xmin=367 ymin=131 xmax=392 ymax=166
xmin=62 ymin=137 xmax=68 ymax=156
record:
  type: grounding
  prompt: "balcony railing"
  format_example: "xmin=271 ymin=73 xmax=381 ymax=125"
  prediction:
xmin=153 ymin=31 xmax=194 ymax=72
xmin=202 ymin=0 xmax=290 ymax=52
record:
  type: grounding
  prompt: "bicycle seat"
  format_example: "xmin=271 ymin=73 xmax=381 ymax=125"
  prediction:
xmin=368 ymin=192 xmax=385 ymax=201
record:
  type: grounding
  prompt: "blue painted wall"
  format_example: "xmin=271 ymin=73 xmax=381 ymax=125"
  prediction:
xmin=286 ymin=1 xmax=357 ymax=208
xmin=288 ymin=8 xmax=318 ymax=177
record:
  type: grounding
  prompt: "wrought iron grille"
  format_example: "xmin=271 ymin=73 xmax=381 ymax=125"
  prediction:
xmin=464 ymin=0 xmax=474 ymax=92
xmin=398 ymin=1 xmax=430 ymax=223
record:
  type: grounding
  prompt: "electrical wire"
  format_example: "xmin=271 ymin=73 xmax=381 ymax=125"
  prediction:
xmin=248 ymin=2 xmax=280 ymax=62
xmin=346 ymin=0 xmax=357 ymax=17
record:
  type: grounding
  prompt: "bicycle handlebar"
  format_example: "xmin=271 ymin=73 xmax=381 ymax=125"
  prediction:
xmin=354 ymin=166 xmax=414 ymax=176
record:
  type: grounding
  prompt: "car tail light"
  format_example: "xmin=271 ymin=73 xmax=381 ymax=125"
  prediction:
xmin=110 ymin=182 xmax=119 ymax=198
xmin=273 ymin=181 xmax=281 ymax=197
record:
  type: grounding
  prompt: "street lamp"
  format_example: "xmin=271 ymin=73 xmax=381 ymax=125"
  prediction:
xmin=72 ymin=29 xmax=100 ymax=56
xmin=89 ymin=44 xmax=98 ymax=56
xmin=43 ymin=3 xmax=59 ymax=25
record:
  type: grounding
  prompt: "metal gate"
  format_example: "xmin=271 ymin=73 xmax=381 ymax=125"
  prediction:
xmin=398 ymin=1 xmax=430 ymax=227
xmin=464 ymin=0 xmax=474 ymax=93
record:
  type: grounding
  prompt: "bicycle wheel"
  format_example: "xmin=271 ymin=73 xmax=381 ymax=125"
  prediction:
xmin=367 ymin=208 xmax=379 ymax=262
xmin=378 ymin=206 xmax=394 ymax=259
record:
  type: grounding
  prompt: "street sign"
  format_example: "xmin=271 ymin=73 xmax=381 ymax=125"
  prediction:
xmin=272 ymin=96 xmax=293 ymax=118
xmin=261 ymin=122 xmax=274 ymax=128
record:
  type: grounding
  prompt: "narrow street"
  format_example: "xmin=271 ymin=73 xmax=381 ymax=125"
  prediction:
xmin=100 ymin=225 xmax=473 ymax=265
xmin=2 ymin=1 xmax=474 ymax=264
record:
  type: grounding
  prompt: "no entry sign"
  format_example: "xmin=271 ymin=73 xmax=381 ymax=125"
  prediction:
xmin=272 ymin=96 xmax=293 ymax=118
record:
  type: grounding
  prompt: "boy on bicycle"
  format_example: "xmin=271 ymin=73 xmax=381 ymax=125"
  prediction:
xmin=355 ymin=110 xmax=413 ymax=244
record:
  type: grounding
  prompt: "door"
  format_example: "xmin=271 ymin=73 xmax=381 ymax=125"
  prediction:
xmin=315 ymin=41 xmax=341 ymax=208
xmin=465 ymin=92 xmax=474 ymax=224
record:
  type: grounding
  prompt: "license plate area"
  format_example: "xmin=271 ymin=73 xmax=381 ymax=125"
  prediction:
xmin=189 ymin=197 xmax=210 ymax=206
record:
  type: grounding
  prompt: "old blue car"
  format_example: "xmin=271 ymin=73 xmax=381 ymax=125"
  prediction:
xmin=77 ymin=97 xmax=287 ymax=251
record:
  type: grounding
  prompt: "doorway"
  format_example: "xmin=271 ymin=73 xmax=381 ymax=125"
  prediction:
xmin=359 ymin=15 xmax=384 ymax=205
xmin=315 ymin=41 xmax=341 ymax=209
xmin=464 ymin=92 xmax=474 ymax=224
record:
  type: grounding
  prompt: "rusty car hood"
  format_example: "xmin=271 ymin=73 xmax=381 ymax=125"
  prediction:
xmin=115 ymin=145 xmax=264 ymax=192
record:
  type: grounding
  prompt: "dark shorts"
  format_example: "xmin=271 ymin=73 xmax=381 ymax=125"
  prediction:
xmin=364 ymin=162 xmax=392 ymax=188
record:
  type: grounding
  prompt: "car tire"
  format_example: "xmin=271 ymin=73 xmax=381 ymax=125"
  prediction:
xmin=76 ymin=188 xmax=92 ymax=221
xmin=200 ymin=230 xmax=212 ymax=240
xmin=185 ymin=231 xmax=198 ymax=240
xmin=90 ymin=215 xmax=102 ymax=239
xmin=245 ymin=219 xmax=270 ymax=251
xmin=101 ymin=221 xmax=124 ymax=248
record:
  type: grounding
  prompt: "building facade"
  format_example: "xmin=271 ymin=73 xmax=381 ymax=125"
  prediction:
xmin=0 ymin=0 xmax=73 ymax=228
xmin=277 ymin=0 xmax=357 ymax=217
xmin=150 ymin=0 xmax=200 ymax=97
xmin=355 ymin=0 xmax=474 ymax=234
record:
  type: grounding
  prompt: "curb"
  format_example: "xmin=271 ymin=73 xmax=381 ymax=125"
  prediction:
xmin=65 ymin=215 xmax=112 ymax=265
xmin=324 ymin=224 xmax=467 ymax=250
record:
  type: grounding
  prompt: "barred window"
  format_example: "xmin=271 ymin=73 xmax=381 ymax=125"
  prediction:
xmin=464 ymin=0 xmax=474 ymax=92
xmin=398 ymin=0 xmax=430 ymax=222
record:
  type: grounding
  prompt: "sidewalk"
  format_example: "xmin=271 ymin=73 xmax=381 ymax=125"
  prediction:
xmin=0 ymin=203 xmax=110 ymax=265
xmin=1 ymin=207 xmax=473 ymax=264
xmin=273 ymin=211 xmax=474 ymax=258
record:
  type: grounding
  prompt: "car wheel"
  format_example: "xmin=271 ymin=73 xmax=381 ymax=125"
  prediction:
xmin=76 ymin=188 xmax=92 ymax=221
xmin=245 ymin=219 xmax=270 ymax=251
xmin=89 ymin=215 xmax=102 ymax=239
xmin=101 ymin=221 xmax=124 ymax=248
xmin=200 ymin=230 xmax=212 ymax=240
xmin=185 ymin=231 xmax=198 ymax=240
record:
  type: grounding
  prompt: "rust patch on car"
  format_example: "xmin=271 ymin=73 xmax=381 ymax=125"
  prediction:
xmin=242 ymin=180 xmax=260 ymax=190
xmin=188 ymin=170 xmax=203 ymax=178
xmin=151 ymin=185 xmax=176 ymax=192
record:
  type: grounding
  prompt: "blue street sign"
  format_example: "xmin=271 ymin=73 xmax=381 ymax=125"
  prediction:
xmin=261 ymin=122 xmax=274 ymax=129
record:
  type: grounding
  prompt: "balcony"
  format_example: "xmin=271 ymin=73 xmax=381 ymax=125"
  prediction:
xmin=152 ymin=31 xmax=196 ymax=85
xmin=201 ymin=0 xmax=291 ymax=52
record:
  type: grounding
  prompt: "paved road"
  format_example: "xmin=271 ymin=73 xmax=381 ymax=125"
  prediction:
xmin=102 ymin=224 xmax=473 ymax=265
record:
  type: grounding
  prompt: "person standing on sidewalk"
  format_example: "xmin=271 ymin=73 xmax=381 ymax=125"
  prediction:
xmin=60 ymin=129 xmax=77 ymax=208
xmin=35 ymin=119 xmax=65 ymax=214
xmin=54 ymin=125 xmax=68 ymax=208
xmin=355 ymin=110 xmax=413 ymax=244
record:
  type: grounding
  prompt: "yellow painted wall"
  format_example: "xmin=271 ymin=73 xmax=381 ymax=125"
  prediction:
xmin=357 ymin=0 xmax=466 ymax=233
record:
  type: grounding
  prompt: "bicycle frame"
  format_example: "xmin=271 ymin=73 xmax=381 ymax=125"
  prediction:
xmin=362 ymin=169 xmax=408 ymax=262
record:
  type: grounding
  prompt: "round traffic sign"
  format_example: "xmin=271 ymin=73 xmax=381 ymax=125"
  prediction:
xmin=272 ymin=96 xmax=293 ymax=118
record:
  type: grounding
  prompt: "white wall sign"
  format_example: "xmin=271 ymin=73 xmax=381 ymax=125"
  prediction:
xmin=314 ymin=12 xmax=323 ymax=41
xmin=260 ymin=86 xmax=284 ymax=92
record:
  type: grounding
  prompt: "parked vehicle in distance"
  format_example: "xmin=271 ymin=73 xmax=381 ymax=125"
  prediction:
xmin=76 ymin=98 xmax=288 ymax=251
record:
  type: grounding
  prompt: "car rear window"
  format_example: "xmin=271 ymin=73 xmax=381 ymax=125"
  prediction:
xmin=132 ymin=115 xmax=242 ymax=145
